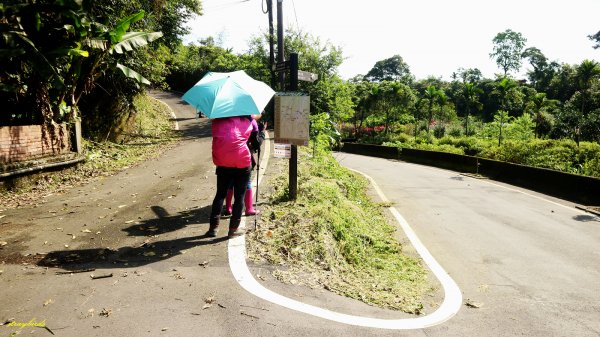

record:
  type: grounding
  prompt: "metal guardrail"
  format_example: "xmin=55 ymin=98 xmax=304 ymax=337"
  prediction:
xmin=340 ymin=143 xmax=600 ymax=206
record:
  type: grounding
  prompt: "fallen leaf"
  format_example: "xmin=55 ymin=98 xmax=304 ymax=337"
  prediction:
xmin=465 ymin=299 xmax=483 ymax=308
xmin=99 ymin=308 xmax=112 ymax=317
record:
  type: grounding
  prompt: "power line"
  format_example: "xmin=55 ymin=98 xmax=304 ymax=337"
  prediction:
xmin=290 ymin=0 xmax=300 ymax=33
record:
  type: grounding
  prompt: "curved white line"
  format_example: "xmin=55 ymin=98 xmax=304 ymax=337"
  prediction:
xmin=228 ymin=143 xmax=462 ymax=329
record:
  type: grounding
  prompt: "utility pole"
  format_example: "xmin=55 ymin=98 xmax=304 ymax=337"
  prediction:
xmin=288 ymin=53 xmax=299 ymax=200
xmin=267 ymin=0 xmax=275 ymax=89
xmin=276 ymin=0 xmax=285 ymax=91
xmin=275 ymin=0 xmax=298 ymax=200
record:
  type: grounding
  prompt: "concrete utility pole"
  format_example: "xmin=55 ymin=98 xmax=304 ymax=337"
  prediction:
xmin=267 ymin=0 xmax=275 ymax=89
xmin=276 ymin=0 xmax=285 ymax=91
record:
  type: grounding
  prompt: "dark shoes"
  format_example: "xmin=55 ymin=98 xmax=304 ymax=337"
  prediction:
xmin=205 ymin=216 xmax=220 ymax=237
xmin=205 ymin=217 xmax=244 ymax=238
xmin=205 ymin=228 xmax=218 ymax=237
xmin=227 ymin=228 xmax=245 ymax=238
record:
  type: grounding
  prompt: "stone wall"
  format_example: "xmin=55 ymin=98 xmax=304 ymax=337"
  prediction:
xmin=0 ymin=124 xmax=71 ymax=164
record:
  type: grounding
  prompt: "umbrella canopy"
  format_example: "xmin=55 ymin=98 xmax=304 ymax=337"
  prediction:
xmin=182 ymin=70 xmax=275 ymax=119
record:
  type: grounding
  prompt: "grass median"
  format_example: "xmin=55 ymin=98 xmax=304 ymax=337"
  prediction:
xmin=247 ymin=148 xmax=433 ymax=314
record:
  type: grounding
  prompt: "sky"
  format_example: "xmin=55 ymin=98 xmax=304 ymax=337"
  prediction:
xmin=185 ymin=0 xmax=600 ymax=81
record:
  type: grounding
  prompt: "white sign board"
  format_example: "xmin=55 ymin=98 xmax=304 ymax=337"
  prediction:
xmin=274 ymin=93 xmax=310 ymax=146
xmin=297 ymin=70 xmax=318 ymax=82
xmin=274 ymin=143 xmax=292 ymax=158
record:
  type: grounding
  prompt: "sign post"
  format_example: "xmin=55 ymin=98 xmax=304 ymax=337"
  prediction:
xmin=273 ymin=52 xmax=314 ymax=201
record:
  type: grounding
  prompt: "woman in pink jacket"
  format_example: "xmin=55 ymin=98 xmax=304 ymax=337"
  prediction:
xmin=206 ymin=116 xmax=254 ymax=238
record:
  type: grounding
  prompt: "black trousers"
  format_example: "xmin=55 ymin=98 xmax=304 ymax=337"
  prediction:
xmin=210 ymin=166 xmax=251 ymax=222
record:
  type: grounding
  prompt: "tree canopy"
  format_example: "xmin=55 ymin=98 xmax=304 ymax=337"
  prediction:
xmin=490 ymin=29 xmax=527 ymax=76
xmin=364 ymin=55 xmax=413 ymax=84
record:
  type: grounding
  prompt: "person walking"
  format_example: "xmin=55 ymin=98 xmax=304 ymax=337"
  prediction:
xmin=222 ymin=118 xmax=265 ymax=217
xmin=206 ymin=116 xmax=254 ymax=238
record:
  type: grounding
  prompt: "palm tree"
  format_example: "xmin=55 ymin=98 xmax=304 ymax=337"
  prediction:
xmin=424 ymin=85 xmax=441 ymax=134
xmin=575 ymin=60 xmax=600 ymax=115
xmin=531 ymin=92 xmax=548 ymax=138
xmin=463 ymin=82 xmax=482 ymax=136
xmin=496 ymin=77 xmax=518 ymax=112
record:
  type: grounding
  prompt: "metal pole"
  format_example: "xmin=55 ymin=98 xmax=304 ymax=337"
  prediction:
xmin=255 ymin=145 xmax=260 ymax=229
xmin=289 ymin=53 xmax=298 ymax=200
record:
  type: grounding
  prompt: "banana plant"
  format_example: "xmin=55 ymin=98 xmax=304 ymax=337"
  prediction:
xmin=1 ymin=1 xmax=162 ymax=123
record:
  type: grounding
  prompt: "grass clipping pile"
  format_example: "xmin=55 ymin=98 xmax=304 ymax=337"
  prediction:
xmin=247 ymin=149 xmax=431 ymax=314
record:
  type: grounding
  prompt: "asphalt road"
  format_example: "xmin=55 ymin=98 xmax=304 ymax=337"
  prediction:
xmin=334 ymin=152 xmax=600 ymax=337
xmin=1 ymin=91 xmax=599 ymax=337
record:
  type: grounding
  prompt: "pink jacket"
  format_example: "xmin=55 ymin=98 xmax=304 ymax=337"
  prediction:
xmin=211 ymin=117 xmax=253 ymax=168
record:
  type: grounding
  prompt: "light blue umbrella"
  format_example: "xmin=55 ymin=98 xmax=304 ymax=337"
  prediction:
xmin=182 ymin=70 xmax=275 ymax=118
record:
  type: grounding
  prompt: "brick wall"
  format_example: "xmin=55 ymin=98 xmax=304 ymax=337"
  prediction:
xmin=0 ymin=124 xmax=71 ymax=164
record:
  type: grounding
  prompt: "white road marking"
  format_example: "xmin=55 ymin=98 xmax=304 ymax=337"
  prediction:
xmin=228 ymin=142 xmax=462 ymax=329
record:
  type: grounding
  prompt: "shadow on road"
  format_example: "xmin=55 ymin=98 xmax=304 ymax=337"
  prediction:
xmin=35 ymin=205 xmax=227 ymax=270
xmin=573 ymin=214 xmax=600 ymax=222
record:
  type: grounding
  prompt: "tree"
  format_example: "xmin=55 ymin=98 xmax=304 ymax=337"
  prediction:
xmin=463 ymin=82 xmax=483 ymax=135
xmin=88 ymin=0 xmax=202 ymax=51
xmin=423 ymin=85 xmax=443 ymax=134
xmin=522 ymin=47 xmax=558 ymax=92
xmin=490 ymin=29 xmax=527 ymax=76
xmin=574 ymin=59 xmax=600 ymax=116
xmin=370 ymin=81 xmax=416 ymax=134
xmin=0 ymin=1 xmax=162 ymax=128
xmin=492 ymin=110 xmax=511 ymax=145
xmin=530 ymin=93 xmax=550 ymax=138
xmin=364 ymin=55 xmax=413 ymax=84
xmin=452 ymin=68 xmax=483 ymax=83
xmin=589 ymin=30 xmax=600 ymax=49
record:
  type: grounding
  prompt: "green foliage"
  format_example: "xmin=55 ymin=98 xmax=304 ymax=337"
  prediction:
xmin=490 ymin=29 xmax=527 ymax=76
xmin=247 ymin=149 xmax=430 ymax=313
xmin=0 ymin=2 xmax=162 ymax=129
xmin=507 ymin=113 xmax=535 ymax=140
xmin=364 ymin=54 xmax=414 ymax=84
xmin=433 ymin=123 xmax=446 ymax=138
xmin=590 ymin=30 xmax=600 ymax=49
xmin=310 ymin=113 xmax=340 ymax=154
